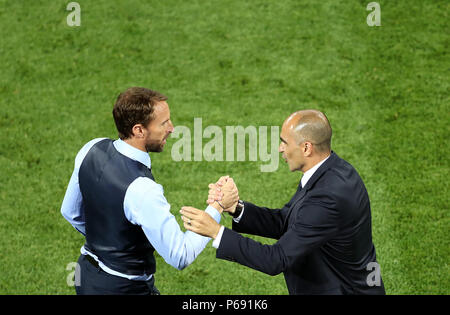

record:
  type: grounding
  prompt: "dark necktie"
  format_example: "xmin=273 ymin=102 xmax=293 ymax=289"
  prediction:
xmin=297 ymin=178 xmax=303 ymax=192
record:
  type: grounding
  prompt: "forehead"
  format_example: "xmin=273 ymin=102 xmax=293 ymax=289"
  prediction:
xmin=280 ymin=123 xmax=290 ymax=137
xmin=153 ymin=101 xmax=170 ymax=117
xmin=281 ymin=115 xmax=299 ymax=138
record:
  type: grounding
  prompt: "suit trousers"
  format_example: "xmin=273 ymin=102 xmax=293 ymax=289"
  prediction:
xmin=75 ymin=254 xmax=160 ymax=295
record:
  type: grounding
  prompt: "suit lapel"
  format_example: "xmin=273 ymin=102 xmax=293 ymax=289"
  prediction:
xmin=282 ymin=152 xmax=338 ymax=230
xmin=281 ymin=187 xmax=307 ymax=232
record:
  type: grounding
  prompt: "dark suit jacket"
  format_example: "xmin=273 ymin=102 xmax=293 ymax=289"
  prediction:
xmin=216 ymin=152 xmax=385 ymax=295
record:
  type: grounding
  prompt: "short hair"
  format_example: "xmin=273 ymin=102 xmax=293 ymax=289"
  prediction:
xmin=112 ymin=87 xmax=167 ymax=139
xmin=293 ymin=110 xmax=332 ymax=153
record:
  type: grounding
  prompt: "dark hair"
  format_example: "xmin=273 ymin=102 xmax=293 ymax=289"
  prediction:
xmin=112 ymin=87 xmax=167 ymax=139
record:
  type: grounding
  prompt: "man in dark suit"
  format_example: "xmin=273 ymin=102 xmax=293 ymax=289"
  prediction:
xmin=181 ymin=109 xmax=385 ymax=295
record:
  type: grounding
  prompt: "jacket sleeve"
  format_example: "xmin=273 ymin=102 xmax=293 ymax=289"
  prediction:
xmin=217 ymin=189 xmax=340 ymax=276
xmin=231 ymin=201 xmax=291 ymax=240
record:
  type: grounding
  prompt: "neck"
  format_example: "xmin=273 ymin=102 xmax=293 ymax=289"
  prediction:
xmin=301 ymin=152 xmax=330 ymax=173
xmin=123 ymin=137 xmax=147 ymax=153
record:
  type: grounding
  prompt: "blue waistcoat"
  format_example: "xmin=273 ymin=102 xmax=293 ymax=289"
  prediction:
xmin=79 ymin=139 xmax=156 ymax=276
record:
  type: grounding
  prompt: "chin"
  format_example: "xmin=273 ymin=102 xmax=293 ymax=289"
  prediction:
xmin=146 ymin=143 xmax=164 ymax=153
xmin=288 ymin=164 xmax=301 ymax=172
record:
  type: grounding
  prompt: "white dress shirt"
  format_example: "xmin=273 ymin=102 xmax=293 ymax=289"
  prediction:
xmin=61 ymin=138 xmax=221 ymax=280
xmin=212 ymin=155 xmax=330 ymax=248
xmin=300 ymin=155 xmax=330 ymax=189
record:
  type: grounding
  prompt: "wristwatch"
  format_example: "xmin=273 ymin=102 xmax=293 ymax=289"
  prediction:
xmin=232 ymin=200 xmax=244 ymax=218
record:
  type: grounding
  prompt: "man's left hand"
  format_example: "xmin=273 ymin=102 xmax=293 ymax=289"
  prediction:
xmin=180 ymin=206 xmax=221 ymax=239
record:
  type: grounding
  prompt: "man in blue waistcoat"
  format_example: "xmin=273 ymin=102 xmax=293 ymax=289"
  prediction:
xmin=61 ymin=87 xmax=238 ymax=295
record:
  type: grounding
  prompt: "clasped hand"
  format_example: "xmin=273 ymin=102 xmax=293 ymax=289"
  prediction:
xmin=180 ymin=176 xmax=239 ymax=239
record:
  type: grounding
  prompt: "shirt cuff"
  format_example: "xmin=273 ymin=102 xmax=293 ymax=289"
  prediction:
xmin=212 ymin=225 xmax=225 ymax=248
xmin=205 ymin=205 xmax=221 ymax=223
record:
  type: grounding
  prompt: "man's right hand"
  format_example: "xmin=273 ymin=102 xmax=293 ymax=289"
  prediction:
xmin=206 ymin=176 xmax=239 ymax=214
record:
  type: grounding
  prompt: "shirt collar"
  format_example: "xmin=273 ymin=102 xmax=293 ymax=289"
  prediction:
xmin=113 ymin=138 xmax=151 ymax=169
xmin=301 ymin=155 xmax=330 ymax=188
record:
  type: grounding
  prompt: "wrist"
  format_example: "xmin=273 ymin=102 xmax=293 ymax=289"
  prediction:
xmin=212 ymin=224 xmax=222 ymax=239
xmin=211 ymin=201 xmax=223 ymax=214
xmin=227 ymin=202 xmax=236 ymax=214
xmin=231 ymin=200 xmax=244 ymax=218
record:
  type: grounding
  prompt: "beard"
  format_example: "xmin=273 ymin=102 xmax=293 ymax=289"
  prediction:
xmin=145 ymin=133 xmax=168 ymax=153
xmin=145 ymin=141 xmax=164 ymax=153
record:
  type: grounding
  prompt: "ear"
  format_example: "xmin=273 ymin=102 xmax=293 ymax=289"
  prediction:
xmin=131 ymin=124 xmax=146 ymax=138
xmin=303 ymin=141 xmax=313 ymax=156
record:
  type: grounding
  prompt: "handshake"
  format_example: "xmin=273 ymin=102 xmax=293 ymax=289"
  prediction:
xmin=206 ymin=175 xmax=240 ymax=214
xmin=180 ymin=176 xmax=240 ymax=239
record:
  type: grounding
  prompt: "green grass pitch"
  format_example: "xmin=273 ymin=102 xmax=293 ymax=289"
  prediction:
xmin=0 ymin=0 xmax=448 ymax=294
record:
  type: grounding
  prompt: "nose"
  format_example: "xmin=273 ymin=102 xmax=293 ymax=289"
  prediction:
xmin=278 ymin=142 xmax=284 ymax=153
xmin=168 ymin=120 xmax=174 ymax=133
